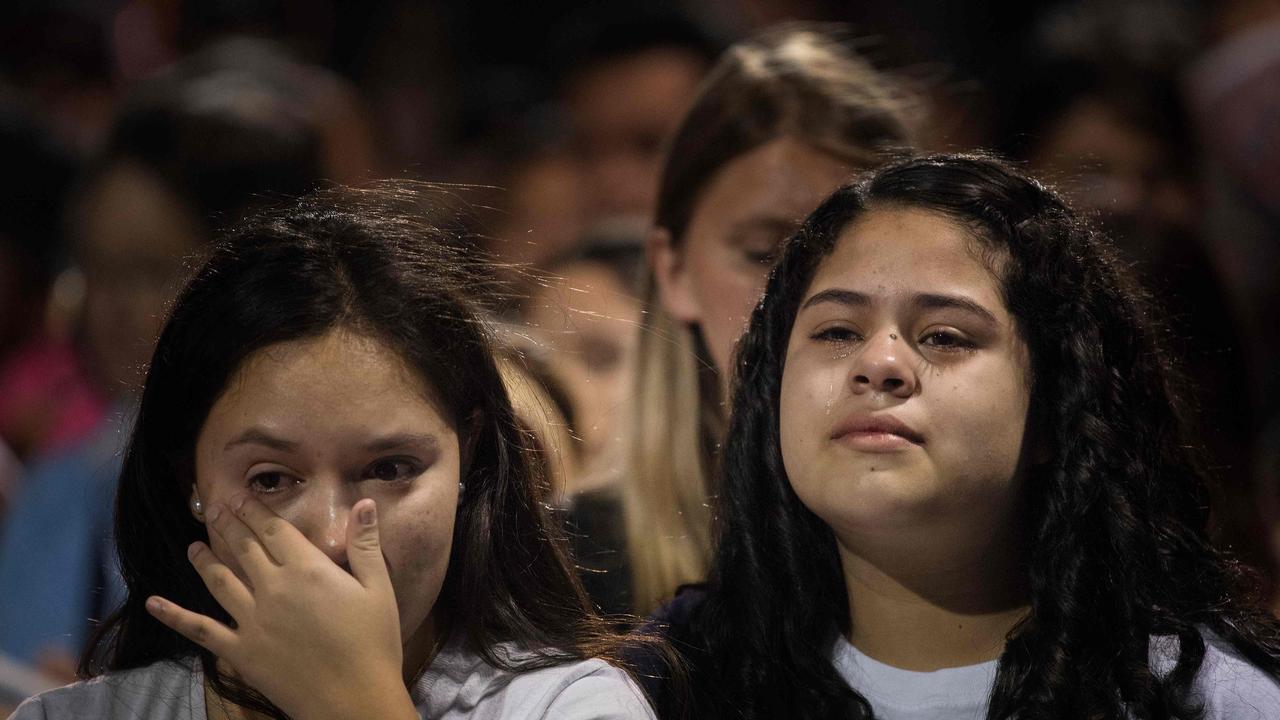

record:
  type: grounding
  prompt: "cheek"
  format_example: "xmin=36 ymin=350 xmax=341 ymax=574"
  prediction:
xmin=932 ymin=364 xmax=1032 ymax=480
xmin=379 ymin=488 xmax=457 ymax=602
xmin=689 ymin=258 xmax=771 ymax=373
xmin=778 ymin=356 xmax=844 ymax=498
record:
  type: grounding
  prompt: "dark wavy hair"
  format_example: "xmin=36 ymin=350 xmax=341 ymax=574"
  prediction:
xmin=675 ymin=154 xmax=1280 ymax=719
xmin=81 ymin=183 xmax=656 ymax=717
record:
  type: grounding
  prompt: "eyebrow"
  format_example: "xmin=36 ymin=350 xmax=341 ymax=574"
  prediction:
xmin=728 ymin=216 xmax=800 ymax=243
xmin=224 ymin=428 xmax=300 ymax=453
xmin=224 ymin=429 xmax=438 ymax=453
xmin=800 ymin=289 xmax=999 ymax=326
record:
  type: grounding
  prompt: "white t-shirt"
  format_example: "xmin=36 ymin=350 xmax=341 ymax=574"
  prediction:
xmin=8 ymin=641 xmax=656 ymax=720
xmin=830 ymin=631 xmax=1280 ymax=720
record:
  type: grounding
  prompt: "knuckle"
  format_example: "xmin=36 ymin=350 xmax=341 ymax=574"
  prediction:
xmin=302 ymin=564 xmax=330 ymax=585
xmin=262 ymin=519 xmax=286 ymax=538
xmin=188 ymin=620 xmax=210 ymax=645
xmin=208 ymin=573 xmax=228 ymax=593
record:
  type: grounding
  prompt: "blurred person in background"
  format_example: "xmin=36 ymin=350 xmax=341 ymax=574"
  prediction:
xmin=1186 ymin=0 xmax=1280 ymax=432
xmin=615 ymin=24 xmax=920 ymax=614
xmin=998 ymin=0 xmax=1265 ymax=575
xmin=522 ymin=223 xmax=647 ymax=615
xmin=0 ymin=99 xmax=102 ymax=478
xmin=1188 ymin=1 xmax=1280 ymax=611
xmin=553 ymin=4 xmax=720 ymax=224
xmin=0 ymin=45 xmax=324 ymax=681
xmin=523 ymin=222 xmax=647 ymax=486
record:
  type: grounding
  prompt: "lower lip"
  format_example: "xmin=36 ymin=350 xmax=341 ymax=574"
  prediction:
xmin=835 ymin=432 xmax=919 ymax=452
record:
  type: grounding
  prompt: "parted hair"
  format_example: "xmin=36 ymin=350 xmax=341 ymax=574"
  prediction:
xmin=84 ymin=183 xmax=663 ymax=717
xmin=673 ymin=153 xmax=1280 ymax=719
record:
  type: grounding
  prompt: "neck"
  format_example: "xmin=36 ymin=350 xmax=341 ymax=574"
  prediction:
xmin=402 ymin=608 xmax=448 ymax=686
xmin=836 ymin=517 xmax=1030 ymax=672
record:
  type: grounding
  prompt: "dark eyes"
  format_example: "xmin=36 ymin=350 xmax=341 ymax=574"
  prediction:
xmin=919 ymin=331 xmax=974 ymax=350
xmin=247 ymin=457 xmax=424 ymax=495
xmin=362 ymin=457 xmax=423 ymax=483
xmin=248 ymin=471 xmax=297 ymax=494
xmin=809 ymin=326 xmax=974 ymax=351
xmin=811 ymin=326 xmax=861 ymax=343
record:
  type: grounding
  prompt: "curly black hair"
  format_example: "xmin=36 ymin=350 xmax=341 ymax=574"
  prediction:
xmin=671 ymin=153 xmax=1280 ymax=719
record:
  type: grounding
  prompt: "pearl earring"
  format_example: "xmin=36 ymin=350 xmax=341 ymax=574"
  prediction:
xmin=192 ymin=497 xmax=204 ymax=515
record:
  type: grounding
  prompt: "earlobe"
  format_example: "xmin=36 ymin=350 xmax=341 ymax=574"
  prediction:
xmin=189 ymin=485 xmax=206 ymax=523
xmin=648 ymin=226 xmax=701 ymax=324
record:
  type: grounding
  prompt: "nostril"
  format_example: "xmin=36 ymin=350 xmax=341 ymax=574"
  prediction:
xmin=884 ymin=378 xmax=904 ymax=391
xmin=854 ymin=374 xmax=871 ymax=384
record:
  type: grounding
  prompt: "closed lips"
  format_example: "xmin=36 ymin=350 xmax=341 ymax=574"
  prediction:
xmin=830 ymin=414 xmax=924 ymax=444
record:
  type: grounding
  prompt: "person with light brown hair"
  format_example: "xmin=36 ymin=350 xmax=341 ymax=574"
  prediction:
xmin=620 ymin=24 xmax=920 ymax=613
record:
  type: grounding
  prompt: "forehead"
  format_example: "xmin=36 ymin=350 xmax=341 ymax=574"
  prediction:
xmin=208 ymin=329 xmax=448 ymax=433
xmin=807 ymin=207 xmax=1006 ymax=308
xmin=696 ymin=138 xmax=854 ymax=226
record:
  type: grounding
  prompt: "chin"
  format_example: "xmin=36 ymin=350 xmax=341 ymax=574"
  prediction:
xmin=799 ymin=472 xmax=942 ymax=533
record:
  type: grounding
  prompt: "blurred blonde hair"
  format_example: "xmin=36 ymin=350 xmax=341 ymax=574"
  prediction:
xmin=623 ymin=24 xmax=920 ymax=613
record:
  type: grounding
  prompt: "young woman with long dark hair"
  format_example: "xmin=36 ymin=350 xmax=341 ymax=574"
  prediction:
xmin=653 ymin=154 xmax=1280 ymax=719
xmin=10 ymin=185 xmax=657 ymax=719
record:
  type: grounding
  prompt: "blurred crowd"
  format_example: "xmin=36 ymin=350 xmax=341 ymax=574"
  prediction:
xmin=0 ymin=0 xmax=1277 ymax=705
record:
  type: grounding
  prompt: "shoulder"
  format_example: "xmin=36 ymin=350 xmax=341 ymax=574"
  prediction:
xmin=418 ymin=644 xmax=654 ymax=720
xmin=1190 ymin=631 xmax=1280 ymax=720
xmin=9 ymin=660 xmax=202 ymax=720
xmin=527 ymin=658 xmax=655 ymax=720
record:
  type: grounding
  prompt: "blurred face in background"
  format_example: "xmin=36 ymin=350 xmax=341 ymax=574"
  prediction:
xmin=523 ymin=260 xmax=641 ymax=473
xmin=653 ymin=137 xmax=854 ymax=389
xmin=1029 ymin=96 xmax=1198 ymax=253
xmin=565 ymin=46 xmax=707 ymax=220
xmin=74 ymin=161 xmax=203 ymax=397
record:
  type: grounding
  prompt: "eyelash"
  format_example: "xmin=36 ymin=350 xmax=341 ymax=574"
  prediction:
xmin=361 ymin=457 xmax=425 ymax=484
xmin=810 ymin=326 xmax=976 ymax=351
xmin=246 ymin=457 xmax=426 ymax=495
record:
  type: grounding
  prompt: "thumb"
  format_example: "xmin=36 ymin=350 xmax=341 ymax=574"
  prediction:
xmin=347 ymin=499 xmax=392 ymax=593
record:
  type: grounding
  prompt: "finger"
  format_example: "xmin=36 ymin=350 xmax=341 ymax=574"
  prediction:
xmin=187 ymin=542 xmax=254 ymax=619
xmin=146 ymin=595 xmax=237 ymax=658
xmin=206 ymin=502 xmax=279 ymax=584
xmin=346 ymin=499 xmax=393 ymax=594
xmin=227 ymin=493 xmax=311 ymax=566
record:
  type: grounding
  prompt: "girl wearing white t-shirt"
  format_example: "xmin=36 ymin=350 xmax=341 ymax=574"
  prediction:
xmin=647 ymin=154 xmax=1280 ymax=719
xmin=11 ymin=187 xmax=658 ymax=720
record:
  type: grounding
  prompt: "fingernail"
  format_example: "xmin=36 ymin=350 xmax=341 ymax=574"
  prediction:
xmin=206 ymin=504 xmax=222 ymax=523
xmin=146 ymin=597 xmax=163 ymax=614
xmin=187 ymin=543 xmax=201 ymax=561
xmin=229 ymin=494 xmax=246 ymax=511
xmin=359 ymin=504 xmax=376 ymax=527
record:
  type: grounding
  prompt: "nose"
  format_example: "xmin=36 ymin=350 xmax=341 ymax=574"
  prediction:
xmin=850 ymin=331 xmax=917 ymax=398
xmin=291 ymin=482 xmax=356 ymax=569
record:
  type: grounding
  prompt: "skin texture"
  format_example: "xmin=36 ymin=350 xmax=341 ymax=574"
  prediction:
xmin=524 ymin=260 xmax=641 ymax=477
xmin=75 ymin=161 xmax=204 ymax=396
xmin=779 ymin=208 xmax=1033 ymax=670
xmin=652 ymin=137 xmax=854 ymax=389
xmin=151 ymin=328 xmax=460 ymax=719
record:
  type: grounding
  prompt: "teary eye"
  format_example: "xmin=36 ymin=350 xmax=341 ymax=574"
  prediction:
xmin=248 ymin=471 xmax=299 ymax=494
xmin=919 ymin=330 xmax=974 ymax=350
xmin=811 ymin=326 xmax=861 ymax=343
xmin=363 ymin=457 xmax=423 ymax=483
